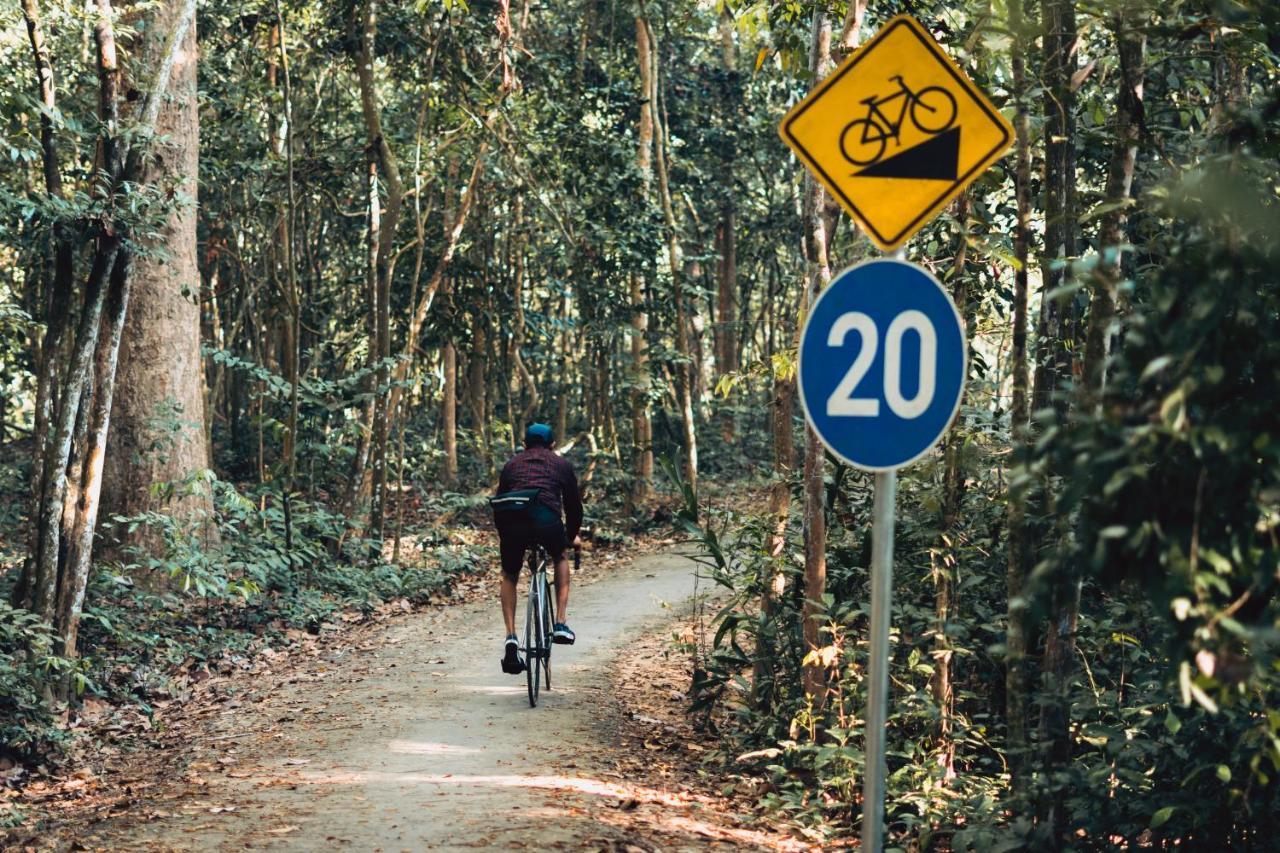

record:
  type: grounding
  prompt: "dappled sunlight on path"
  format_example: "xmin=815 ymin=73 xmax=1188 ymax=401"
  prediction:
xmin=102 ymin=550 xmax=795 ymax=851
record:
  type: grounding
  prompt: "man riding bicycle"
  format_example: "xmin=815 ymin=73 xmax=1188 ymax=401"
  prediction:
xmin=492 ymin=423 xmax=583 ymax=675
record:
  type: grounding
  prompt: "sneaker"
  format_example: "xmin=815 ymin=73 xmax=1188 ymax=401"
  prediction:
xmin=552 ymin=622 xmax=576 ymax=645
xmin=501 ymin=635 xmax=526 ymax=674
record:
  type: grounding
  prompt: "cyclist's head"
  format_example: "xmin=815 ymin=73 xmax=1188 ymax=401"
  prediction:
xmin=524 ymin=423 xmax=553 ymax=449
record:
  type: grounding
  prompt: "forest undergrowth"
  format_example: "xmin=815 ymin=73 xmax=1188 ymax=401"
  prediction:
xmin=0 ymin=421 xmax=752 ymax=835
xmin=3 ymin=0 xmax=1278 ymax=848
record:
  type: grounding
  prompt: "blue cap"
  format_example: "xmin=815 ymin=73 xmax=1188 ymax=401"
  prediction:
xmin=525 ymin=423 xmax=553 ymax=446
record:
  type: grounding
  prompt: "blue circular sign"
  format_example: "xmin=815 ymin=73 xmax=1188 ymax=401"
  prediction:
xmin=798 ymin=259 xmax=966 ymax=471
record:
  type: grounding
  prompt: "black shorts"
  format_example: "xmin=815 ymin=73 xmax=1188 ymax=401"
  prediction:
xmin=496 ymin=514 xmax=567 ymax=580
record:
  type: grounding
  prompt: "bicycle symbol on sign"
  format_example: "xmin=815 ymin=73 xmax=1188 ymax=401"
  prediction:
xmin=840 ymin=76 xmax=958 ymax=167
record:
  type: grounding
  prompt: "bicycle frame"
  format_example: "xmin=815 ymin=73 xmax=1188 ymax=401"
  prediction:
xmin=860 ymin=76 xmax=915 ymax=142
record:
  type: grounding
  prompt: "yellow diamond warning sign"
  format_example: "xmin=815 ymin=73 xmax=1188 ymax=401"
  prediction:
xmin=780 ymin=15 xmax=1014 ymax=252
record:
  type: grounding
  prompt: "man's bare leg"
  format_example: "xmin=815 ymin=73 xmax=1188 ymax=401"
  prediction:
xmin=554 ymin=555 xmax=570 ymax=623
xmin=501 ymin=573 xmax=518 ymax=636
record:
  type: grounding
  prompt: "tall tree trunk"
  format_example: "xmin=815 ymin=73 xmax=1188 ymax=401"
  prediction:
xmin=1005 ymin=0 xmax=1036 ymax=794
xmin=799 ymin=9 xmax=834 ymax=707
xmin=757 ymin=302 xmax=797 ymax=708
xmin=355 ymin=0 xmax=404 ymax=540
xmin=628 ymin=14 xmax=655 ymax=510
xmin=1036 ymin=0 xmax=1081 ymax=840
xmin=56 ymin=251 xmax=132 ymax=664
xmin=714 ymin=8 xmax=739 ymax=398
xmin=384 ymin=145 xmax=489 ymax=434
xmin=933 ymin=192 xmax=971 ymax=778
xmin=443 ymin=336 xmax=458 ymax=485
xmin=343 ymin=154 xmax=381 ymax=519
xmin=16 ymin=0 xmax=76 ymax=607
xmin=1032 ymin=0 xmax=1080 ymax=416
xmin=509 ymin=195 xmax=540 ymax=424
xmin=440 ymin=156 xmax=461 ymax=487
xmin=102 ymin=0 xmax=210 ymax=551
xmin=469 ymin=315 xmax=491 ymax=474
xmin=646 ymin=19 xmax=697 ymax=493
xmin=273 ymin=0 xmax=302 ymax=551
xmin=1082 ymin=8 xmax=1144 ymax=410
xmin=30 ymin=0 xmax=194 ymax=675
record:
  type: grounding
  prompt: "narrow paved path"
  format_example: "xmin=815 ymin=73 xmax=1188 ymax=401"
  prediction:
xmin=111 ymin=550 xmax=776 ymax=851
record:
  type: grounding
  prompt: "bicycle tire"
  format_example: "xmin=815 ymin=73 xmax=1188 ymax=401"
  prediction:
xmin=525 ymin=556 xmax=539 ymax=707
xmin=839 ymin=118 xmax=887 ymax=167
xmin=910 ymin=87 xmax=957 ymax=134
xmin=542 ymin=573 xmax=553 ymax=691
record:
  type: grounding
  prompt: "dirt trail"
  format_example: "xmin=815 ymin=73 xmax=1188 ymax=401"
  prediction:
xmin=106 ymin=550 xmax=781 ymax=851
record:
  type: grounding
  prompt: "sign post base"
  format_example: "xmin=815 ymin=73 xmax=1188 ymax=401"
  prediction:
xmin=861 ymin=469 xmax=897 ymax=853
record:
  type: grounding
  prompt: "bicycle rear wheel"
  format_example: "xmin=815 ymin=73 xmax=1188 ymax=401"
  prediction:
xmin=541 ymin=573 xmax=553 ymax=691
xmin=525 ymin=564 xmax=539 ymax=707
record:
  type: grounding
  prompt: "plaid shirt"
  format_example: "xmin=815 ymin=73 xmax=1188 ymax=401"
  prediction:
xmin=498 ymin=446 xmax=584 ymax=539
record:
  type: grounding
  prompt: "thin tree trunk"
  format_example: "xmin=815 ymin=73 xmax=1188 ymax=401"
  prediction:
xmin=757 ymin=312 xmax=796 ymax=708
xmin=799 ymin=9 xmax=834 ymax=707
xmin=355 ymin=0 xmax=404 ymax=539
xmin=273 ymin=0 xmax=302 ymax=551
xmin=509 ymin=195 xmax=540 ymax=423
xmin=344 ymin=153 xmax=381 ymax=518
xmin=56 ymin=250 xmax=131 ymax=664
xmin=933 ymin=192 xmax=971 ymax=778
xmin=384 ymin=144 xmax=489 ymax=431
xmin=442 ymin=304 xmax=459 ymax=485
xmin=1036 ymin=0 xmax=1081 ymax=839
xmin=555 ymin=283 xmax=571 ymax=450
xmin=42 ymin=44 xmax=123 ymax=611
xmin=30 ymin=238 xmax=120 ymax=618
xmin=1006 ymin=0 xmax=1036 ymax=794
xmin=647 ymin=19 xmax=697 ymax=493
xmin=16 ymin=0 xmax=76 ymax=607
xmin=1082 ymin=8 xmax=1144 ymax=410
xmin=714 ymin=7 xmax=738 ymax=393
xmin=1032 ymin=0 xmax=1080 ymax=417
xmin=628 ymin=14 xmax=655 ymax=510
xmin=469 ymin=316 xmax=491 ymax=473
xmin=20 ymin=0 xmax=74 ymax=459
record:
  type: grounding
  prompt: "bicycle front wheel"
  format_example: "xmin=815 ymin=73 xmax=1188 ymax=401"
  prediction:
xmin=542 ymin=574 xmax=553 ymax=691
xmin=525 ymin=571 xmax=539 ymax=707
xmin=910 ymin=87 xmax=957 ymax=134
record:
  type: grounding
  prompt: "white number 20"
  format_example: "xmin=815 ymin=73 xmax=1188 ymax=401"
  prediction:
xmin=825 ymin=310 xmax=936 ymax=419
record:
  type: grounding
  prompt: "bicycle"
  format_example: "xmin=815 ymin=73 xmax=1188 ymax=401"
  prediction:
xmin=839 ymin=75 xmax=958 ymax=167
xmin=522 ymin=540 xmax=580 ymax=708
xmin=522 ymin=542 xmax=554 ymax=707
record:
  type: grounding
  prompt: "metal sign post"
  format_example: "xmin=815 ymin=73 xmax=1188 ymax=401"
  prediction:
xmin=862 ymin=243 xmax=904 ymax=853
xmin=779 ymin=13 xmax=1013 ymax=852
xmin=795 ymin=257 xmax=965 ymax=853
xmin=862 ymin=468 xmax=897 ymax=853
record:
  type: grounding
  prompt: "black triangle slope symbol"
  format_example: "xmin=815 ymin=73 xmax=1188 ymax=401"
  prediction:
xmin=855 ymin=126 xmax=960 ymax=181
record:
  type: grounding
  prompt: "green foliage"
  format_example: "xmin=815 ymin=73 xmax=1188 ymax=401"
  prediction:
xmin=0 ymin=601 xmax=72 ymax=758
xmin=0 ymin=470 xmax=486 ymax=758
xmin=1023 ymin=141 xmax=1280 ymax=844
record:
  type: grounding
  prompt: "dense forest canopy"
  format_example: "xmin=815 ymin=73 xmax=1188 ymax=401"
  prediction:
xmin=1 ymin=0 xmax=1278 ymax=848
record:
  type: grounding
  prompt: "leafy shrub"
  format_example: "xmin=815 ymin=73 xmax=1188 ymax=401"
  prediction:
xmin=0 ymin=601 xmax=72 ymax=759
